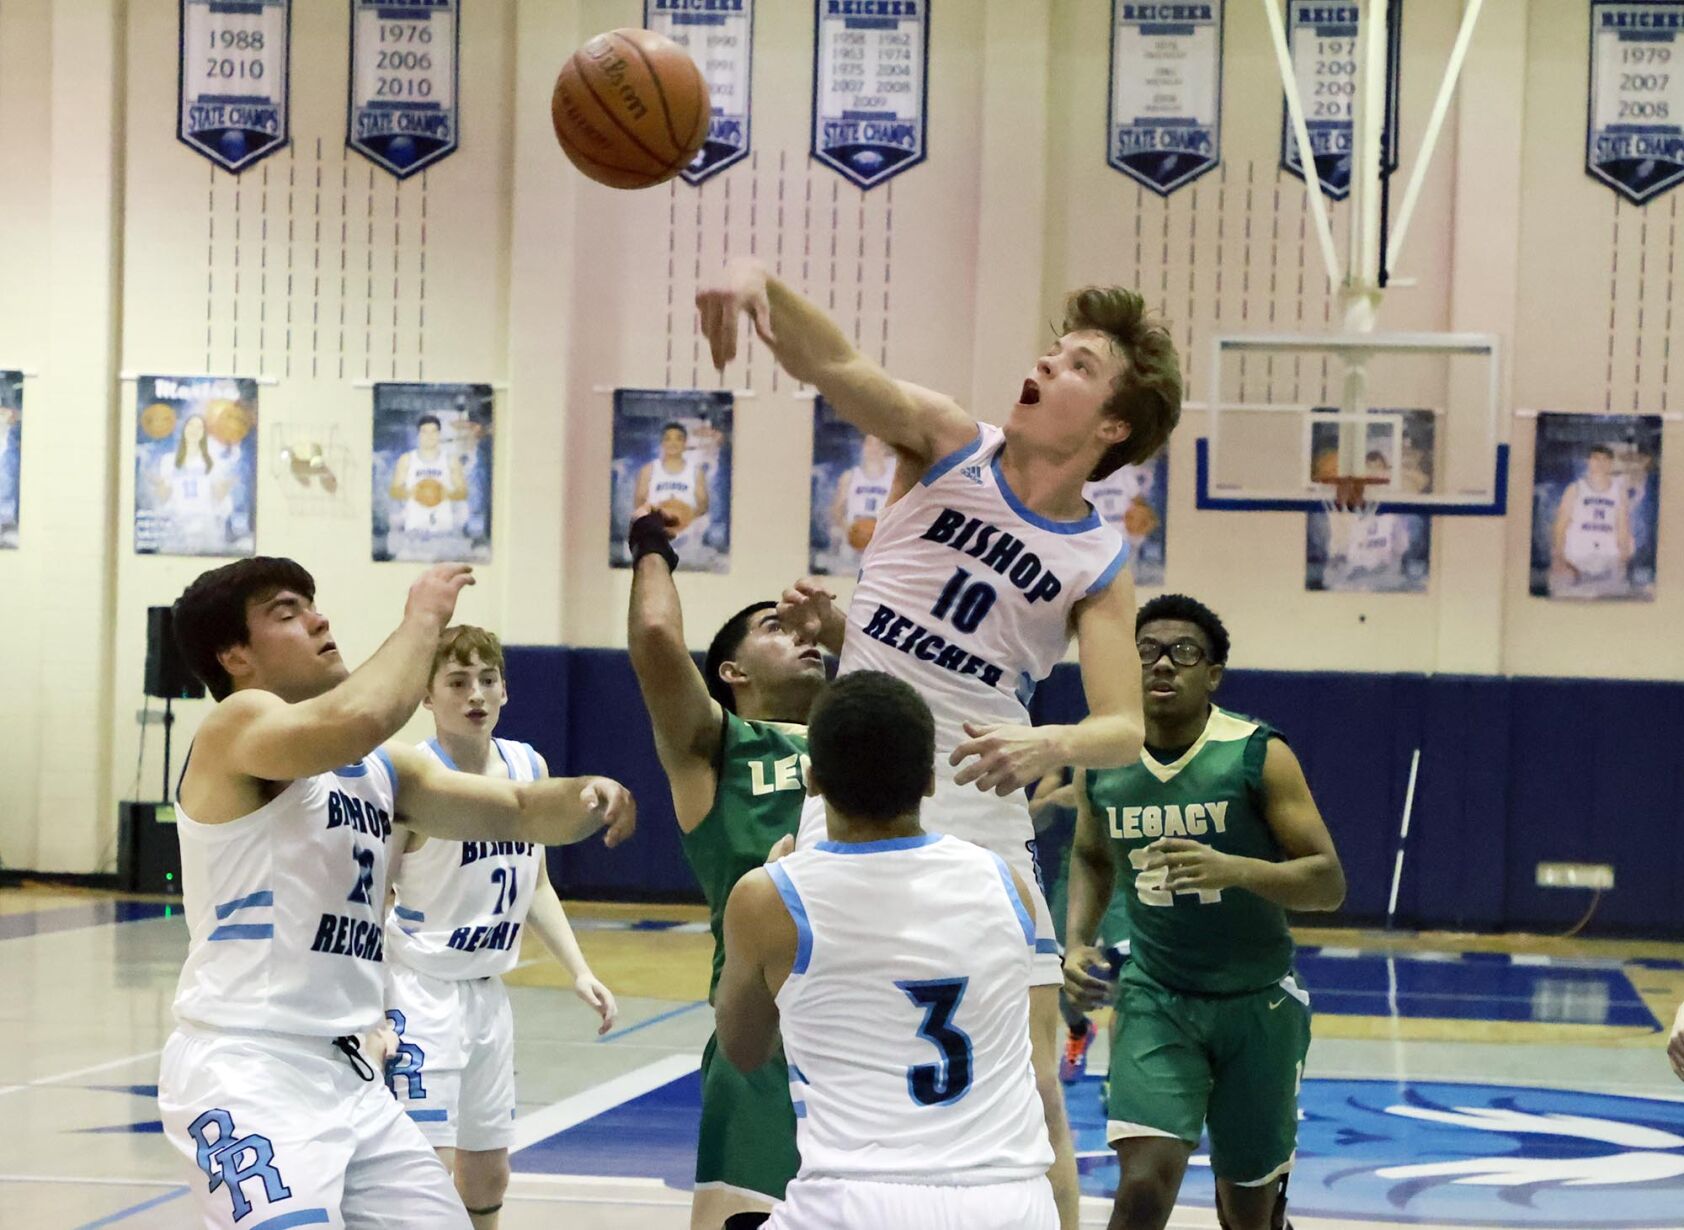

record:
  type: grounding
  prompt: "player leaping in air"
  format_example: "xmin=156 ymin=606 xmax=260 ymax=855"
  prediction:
xmin=698 ymin=259 xmax=1181 ymax=1230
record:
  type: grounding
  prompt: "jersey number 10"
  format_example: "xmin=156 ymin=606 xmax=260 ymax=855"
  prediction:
xmin=930 ymin=567 xmax=998 ymax=634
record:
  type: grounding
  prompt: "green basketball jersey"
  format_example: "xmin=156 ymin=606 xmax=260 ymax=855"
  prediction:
xmin=678 ymin=711 xmax=809 ymax=1000
xmin=1084 ymin=706 xmax=1293 ymax=995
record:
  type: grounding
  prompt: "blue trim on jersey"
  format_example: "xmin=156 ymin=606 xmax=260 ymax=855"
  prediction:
xmin=332 ymin=761 xmax=370 ymax=778
xmin=1085 ymin=540 xmax=1132 ymax=596
xmin=249 ymin=1210 xmax=331 ymax=1230
xmin=919 ymin=429 xmax=983 ymax=487
xmin=814 ymin=834 xmax=943 ymax=854
xmin=213 ymin=890 xmax=272 ymax=919
xmin=424 ymin=737 xmax=457 ymax=771
xmin=792 ymin=1099 xmax=808 ymax=1119
xmin=492 ymin=739 xmax=515 ymax=775
xmin=765 ymin=864 xmax=814 ymax=976
xmin=207 ymin=924 xmax=274 ymax=941
xmin=526 ymin=743 xmax=542 ymax=779
xmin=371 ymin=747 xmax=398 ymax=795
xmin=406 ymin=1109 xmax=449 ymax=1122
xmin=788 ymin=1063 xmax=809 ymax=1085
xmin=991 ymin=451 xmax=1103 ymax=534
xmin=990 ymin=853 xmax=1035 ymax=947
xmin=393 ymin=905 xmax=425 ymax=922
xmin=1035 ymin=938 xmax=1061 ymax=955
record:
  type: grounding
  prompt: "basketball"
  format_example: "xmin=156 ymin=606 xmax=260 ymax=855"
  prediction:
xmin=206 ymin=399 xmax=252 ymax=446
xmin=551 ymin=28 xmax=710 ymax=190
xmin=1121 ymin=498 xmax=1157 ymax=539
xmin=414 ymin=477 xmax=446 ymax=508
xmin=848 ymin=517 xmax=876 ymax=551
xmin=140 ymin=401 xmax=177 ymax=440
xmin=658 ymin=498 xmax=697 ymax=534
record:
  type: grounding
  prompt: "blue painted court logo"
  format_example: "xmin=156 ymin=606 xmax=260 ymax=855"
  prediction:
xmin=1073 ymin=1078 xmax=1684 ymax=1226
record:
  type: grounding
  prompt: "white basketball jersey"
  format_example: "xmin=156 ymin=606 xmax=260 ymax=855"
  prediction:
xmin=769 ymin=834 xmax=1050 ymax=1185
xmin=648 ymin=456 xmax=700 ymax=509
xmin=845 ymin=462 xmax=894 ymax=523
xmin=172 ymin=751 xmax=400 ymax=1037
xmin=386 ymin=738 xmax=545 ymax=980
xmin=403 ymin=449 xmax=454 ymax=533
xmin=841 ymin=423 xmax=1128 ymax=759
xmin=1082 ymin=467 xmax=1148 ymax=529
xmin=1342 ymin=512 xmax=1404 ymax=576
xmin=1562 ymin=478 xmax=1625 ymax=574
xmin=162 ymin=455 xmax=217 ymax=515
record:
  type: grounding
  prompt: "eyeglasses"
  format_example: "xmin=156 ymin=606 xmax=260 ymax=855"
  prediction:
xmin=1136 ymin=637 xmax=1207 ymax=668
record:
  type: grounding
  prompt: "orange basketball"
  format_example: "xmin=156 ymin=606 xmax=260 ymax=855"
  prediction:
xmin=1122 ymin=498 xmax=1158 ymax=539
xmin=206 ymin=399 xmax=252 ymax=446
xmin=847 ymin=517 xmax=876 ymax=551
xmin=414 ymin=477 xmax=446 ymax=508
xmin=551 ymin=28 xmax=710 ymax=189
xmin=141 ymin=402 xmax=177 ymax=440
xmin=659 ymin=498 xmax=697 ymax=534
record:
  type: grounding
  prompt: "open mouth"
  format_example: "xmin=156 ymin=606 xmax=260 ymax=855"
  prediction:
xmin=318 ymin=641 xmax=339 ymax=658
xmin=799 ymin=649 xmax=824 ymax=665
xmin=1019 ymin=378 xmax=1040 ymax=406
xmin=466 ymin=708 xmax=488 ymax=721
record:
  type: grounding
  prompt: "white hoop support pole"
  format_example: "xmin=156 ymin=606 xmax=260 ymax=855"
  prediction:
xmin=1262 ymin=0 xmax=1341 ymax=291
xmin=1385 ymin=747 xmax=1422 ymax=928
xmin=1386 ymin=0 xmax=1486 ymax=277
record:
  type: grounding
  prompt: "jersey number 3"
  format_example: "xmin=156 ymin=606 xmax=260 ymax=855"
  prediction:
xmin=897 ymin=977 xmax=974 ymax=1106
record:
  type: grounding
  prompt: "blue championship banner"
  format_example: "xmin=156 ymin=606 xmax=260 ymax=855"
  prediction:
xmin=0 ymin=371 xmax=20 ymax=551
xmin=349 ymin=0 xmax=459 ymax=179
xmin=811 ymin=0 xmax=929 ymax=190
xmin=1279 ymin=0 xmax=1398 ymax=200
xmin=178 ymin=0 xmax=291 ymax=173
xmin=1108 ymin=2 xmax=1224 ymax=196
xmin=1588 ymin=1 xmax=1684 ymax=204
xmin=645 ymin=0 xmax=753 ymax=185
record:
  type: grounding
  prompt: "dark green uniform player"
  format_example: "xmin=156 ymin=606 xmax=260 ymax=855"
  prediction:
xmin=626 ymin=507 xmax=828 ymax=1229
xmin=1064 ymin=595 xmax=1345 ymax=1230
xmin=681 ymin=713 xmax=807 ymax=1210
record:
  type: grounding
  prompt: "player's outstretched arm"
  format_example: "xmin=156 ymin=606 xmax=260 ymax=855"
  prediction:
xmin=201 ymin=564 xmax=473 ymax=785
xmin=626 ymin=516 xmax=727 ymax=831
xmin=1062 ymin=770 xmax=1119 ymax=1012
xmin=385 ymin=741 xmax=637 ymax=848
xmin=1147 ymin=739 xmax=1346 ymax=912
xmin=696 ymin=259 xmax=974 ymax=466
xmin=716 ymin=867 xmax=794 ymax=1072
xmin=528 ymin=855 xmax=618 ymax=1035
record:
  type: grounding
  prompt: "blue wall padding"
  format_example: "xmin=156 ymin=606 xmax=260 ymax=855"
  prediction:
xmin=500 ymin=648 xmax=1684 ymax=938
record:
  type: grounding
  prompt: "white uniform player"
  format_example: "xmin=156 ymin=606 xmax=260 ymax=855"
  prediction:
xmin=1325 ymin=512 xmax=1412 ymax=590
xmin=1083 ymin=465 xmax=1149 ymax=532
xmin=1557 ymin=476 xmax=1628 ymax=589
xmin=648 ymin=453 xmax=710 ymax=554
xmin=797 ymin=422 xmax=1129 ymax=984
xmin=829 ymin=455 xmax=895 ymax=569
xmin=403 ymin=449 xmax=457 ymax=536
xmin=384 ymin=737 xmax=546 ymax=1151
xmin=159 ymin=749 xmax=473 ymax=1229
xmin=765 ymin=833 xmax=1056 ymax=1229
xmin=160 ymin=453 xmax=224 ymax=550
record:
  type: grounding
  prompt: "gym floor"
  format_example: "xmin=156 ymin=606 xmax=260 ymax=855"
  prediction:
xmin=3 ymin=887 xmax=1682 ymax=1230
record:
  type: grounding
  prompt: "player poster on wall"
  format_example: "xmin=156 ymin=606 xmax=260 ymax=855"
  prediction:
xmin=0 ymin=372 xmax=21 ymax=551
xmin=811 ymin=0 xmax=928 ymax=190
xmin=372 ymin=383 xmax=494 ymax=564
xmin=809 ymin=396 xmax=892 ymax=576
xmin=1529 ymin=412 xmax=1661 ymax=602
xmin=610 ymin=389 xmax=733 ymax=574
xmin=178 ymin=0 xmax=291 ymax=173
xmin=1306 ymin=409 xmax=1434 ymax=593
xmin=134 ymin=376 xmax=257 ymax=558
xmin=1107 ymin=0 xmax=1223 ymax=196
xmin=1083 ymin=451 xmax=1169 ymax=587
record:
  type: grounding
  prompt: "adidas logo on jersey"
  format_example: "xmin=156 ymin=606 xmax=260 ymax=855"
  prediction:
xmin=960 ymin=463 xmax=985 ymax=484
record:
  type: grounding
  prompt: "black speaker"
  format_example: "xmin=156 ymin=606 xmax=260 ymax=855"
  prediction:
xmin=118 ymin=801 xmax=183 ymax=894
xmin=145 ymin=605 xmax=204 ymax=699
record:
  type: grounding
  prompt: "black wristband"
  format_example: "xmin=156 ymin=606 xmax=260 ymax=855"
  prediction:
xmin=628 ymin=509 xmax=680 ymax=572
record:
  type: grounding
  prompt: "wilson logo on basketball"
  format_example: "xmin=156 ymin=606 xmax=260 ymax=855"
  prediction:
xmin=582 ymin=41 xmax=649 ymax=122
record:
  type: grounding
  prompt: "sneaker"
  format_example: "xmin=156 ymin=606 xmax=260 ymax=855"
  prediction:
xmin=1059 ymin=1018 xmax=1097 ymax=1084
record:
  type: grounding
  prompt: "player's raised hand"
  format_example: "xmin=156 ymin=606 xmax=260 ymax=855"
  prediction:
xmin=696 ymin=260 xmax=775 ymax=370
xmin=574 ymin=973 xmax=619 ymax=1036
xmin=778 ymin=578 xmax=842 ymax=652
xmin=406 ymin=563 xmax=475 ymax=627
xmin=581 ymin=778 xmax=637 ymax=848
xmin=950 ymin=721 xmax=1063 ymax=796
xmin=765 ymin=833 xmax=796 ymax=863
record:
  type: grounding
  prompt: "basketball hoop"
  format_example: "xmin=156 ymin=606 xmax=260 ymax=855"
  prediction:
xmin=1319 ymin=475 xmax=1388 ymax=514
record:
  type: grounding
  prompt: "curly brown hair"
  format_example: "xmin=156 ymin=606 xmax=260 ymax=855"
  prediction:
xmin=1061 ymin=287 xmax=1183 ymax=480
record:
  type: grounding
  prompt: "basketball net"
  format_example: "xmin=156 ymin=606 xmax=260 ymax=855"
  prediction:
xmin=1318 ymin=476 xmax=1388 ymax=528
